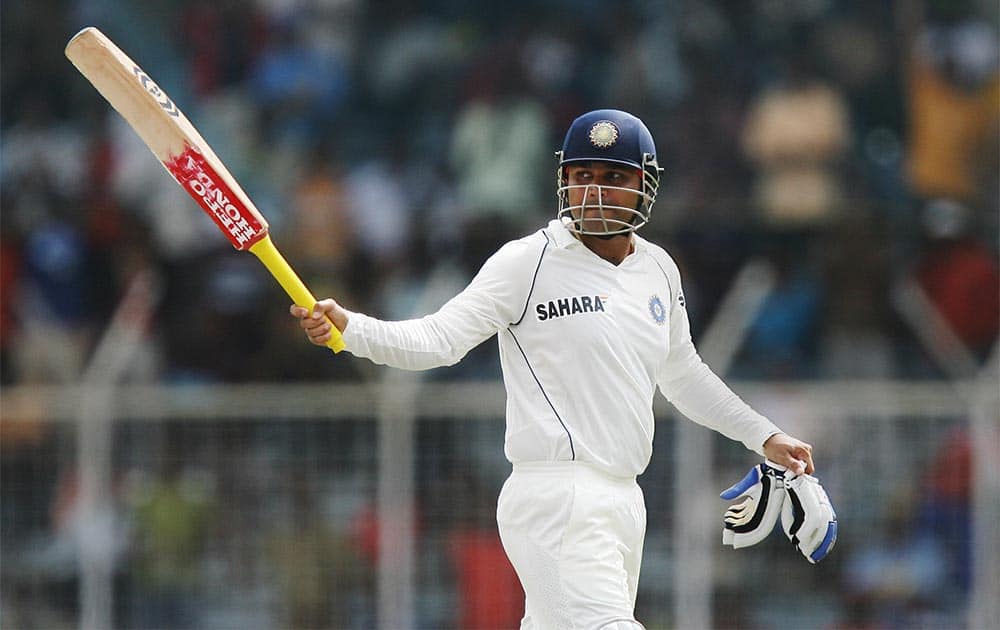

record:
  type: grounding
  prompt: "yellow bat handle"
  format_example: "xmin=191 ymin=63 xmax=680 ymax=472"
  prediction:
xmin=249 ymin=235 xmax=345 ymax=353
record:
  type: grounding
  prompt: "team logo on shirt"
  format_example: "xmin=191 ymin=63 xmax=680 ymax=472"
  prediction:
xmin=648 ymin=295 xmax=666 ymax=325
xmin=536 ymin=295 xmax=607 ymax=321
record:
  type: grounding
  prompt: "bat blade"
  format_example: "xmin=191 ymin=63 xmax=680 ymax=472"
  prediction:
xmin=65 ymin=26 xmax=266 ymax=251
xmin=65 ymin=27 xmax=345 ymax=352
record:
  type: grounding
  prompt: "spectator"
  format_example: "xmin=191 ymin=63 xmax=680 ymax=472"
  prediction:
xmin=0 ymin=212 xmax=22 ymax=383
xmin=443 ymin=472 xmax=524 ymax=629
xmin=742 ymin=56 xmax=851 ymax=227
xmin=818 ymin=213 xmax=896 ymax=378
xmin=178 ymin=0 xmax=267 ymax=97
xmin=449 ymin=39 xmax=552 ymax=233
xmin=738 ymin=237 xmax=824 ymax=379
xmin=265 ymin=470 xmax=363 ymax=629
xmin=12 ymin=215 xmax=92 ymax=384
xmin=126 ymin=440 xmax=216 ymax=629
xmin=905 ymin=17 xmax=1000 ymax=205
xmin=919 ymin=426 xmax=974 ymax=594
xmin=841 ymin=482 xmax=950 ymax=627
xmin=285 ymin=147 xmax=357 ymax=282
xmin=345 ymin=149 xmax=415 ymax=313
xmin=448 ymin=527 xmax=524 ymax=629
xmin=250 ymin=18 xmax=351 ymax=146
xmin=913 ymin=198 xmax=999 ymax=360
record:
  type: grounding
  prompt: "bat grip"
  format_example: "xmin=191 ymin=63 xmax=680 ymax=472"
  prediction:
xmin=249 ymin=235 xmax=345 ymax=353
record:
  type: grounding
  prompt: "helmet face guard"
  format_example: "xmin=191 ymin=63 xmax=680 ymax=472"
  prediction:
xmin=556 ymin=110 xmax=662 ymax=236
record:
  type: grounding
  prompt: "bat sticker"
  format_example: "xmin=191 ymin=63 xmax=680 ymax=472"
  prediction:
xmin=132 ymin=66 xmax=179 ymax=117
xmin=164 ymin=145 xmax=264 ymax=249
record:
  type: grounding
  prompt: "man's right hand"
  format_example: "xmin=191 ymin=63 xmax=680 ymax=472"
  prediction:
xmin=290 ymin=299 xmax=348 ymax=346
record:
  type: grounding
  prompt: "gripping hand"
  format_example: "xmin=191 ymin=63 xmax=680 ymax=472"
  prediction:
xmin=781 ymin=472 xmax=838 ymax=563
xmin=719 ymin=460 xmax=787 ymax=549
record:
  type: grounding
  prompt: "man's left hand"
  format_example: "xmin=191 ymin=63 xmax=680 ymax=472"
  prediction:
xmin=763 ymin=433 xmax=814 ymax=475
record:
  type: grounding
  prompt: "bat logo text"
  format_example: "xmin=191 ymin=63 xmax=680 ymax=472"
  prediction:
xmin=164 ymin=147 xmax=264 ymax=249
xmin=186 ymin=172 xmax=257 ymax=247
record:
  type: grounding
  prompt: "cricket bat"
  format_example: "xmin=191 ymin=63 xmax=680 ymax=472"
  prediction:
xmin=65 ymin=26 xmax=345 ymax=353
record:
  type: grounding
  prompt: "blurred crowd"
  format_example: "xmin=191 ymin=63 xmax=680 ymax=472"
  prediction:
xmin=2 ymin=0 xmax=998 ymax=386
xmin=2 ymin=2 xmax=997 ymax=628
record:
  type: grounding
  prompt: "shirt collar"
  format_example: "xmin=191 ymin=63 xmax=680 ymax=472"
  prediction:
xmin=545 ymin=218 xmax=578 ymax=248
xmin=544 ymin=218 xmax=648 ymax=255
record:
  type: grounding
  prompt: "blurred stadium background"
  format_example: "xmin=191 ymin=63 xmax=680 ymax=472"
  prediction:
xmin=2 ymin=0 xmax=998 ymax=628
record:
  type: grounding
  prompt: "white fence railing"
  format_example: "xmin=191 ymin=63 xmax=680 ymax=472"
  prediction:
xmin=2 ymin=378 xmax=996 ymax=629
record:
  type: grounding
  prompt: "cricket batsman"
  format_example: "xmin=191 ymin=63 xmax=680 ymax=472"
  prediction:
xmin=291 ymin=109 xmax=836 ymax=628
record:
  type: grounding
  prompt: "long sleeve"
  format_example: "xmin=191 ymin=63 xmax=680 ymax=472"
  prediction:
xmin=654 ymin=260 xmax=782 ymax=456
xmin=340 ymin=238 xmax=541 ymax=370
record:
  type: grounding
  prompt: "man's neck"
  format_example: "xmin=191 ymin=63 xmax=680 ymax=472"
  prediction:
xmin=577 ymin=232 xmax=634 ymax=265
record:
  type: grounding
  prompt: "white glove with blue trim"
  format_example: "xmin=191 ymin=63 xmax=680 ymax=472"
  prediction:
xmin=719 ymin=460 xmax=787 ymax=549
xmin=720 ymin=461 xmax=838 ymax=563
xmin=781 ymin=472 xmax=838 ymax=563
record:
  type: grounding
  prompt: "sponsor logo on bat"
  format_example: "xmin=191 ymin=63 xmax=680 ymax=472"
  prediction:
xmin=164 ymin=146 xmax=263 ymax=249
xmin=132 ymin=66 xmax=179 ymax=117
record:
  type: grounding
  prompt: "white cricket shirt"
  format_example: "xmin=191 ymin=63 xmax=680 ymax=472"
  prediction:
xmin=342 ymin=219 xmax=781 ymax=477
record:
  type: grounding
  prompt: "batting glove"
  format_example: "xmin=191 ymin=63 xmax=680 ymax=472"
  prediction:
xmin=719 ymin=460 xmax=787 ymax=549
xmin=781 ymin=472 xmax=838 ymax=563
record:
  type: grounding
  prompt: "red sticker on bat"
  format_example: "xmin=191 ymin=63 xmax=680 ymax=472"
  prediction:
xmin=164 ymin=146 xmax=265 ymax=250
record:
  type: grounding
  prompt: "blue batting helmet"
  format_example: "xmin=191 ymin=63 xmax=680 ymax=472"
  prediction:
xmin=556 ymin=109 xmax=662 ymax=235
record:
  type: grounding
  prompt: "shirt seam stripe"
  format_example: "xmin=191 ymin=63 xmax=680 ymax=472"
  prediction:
xmin=507 ymin=328 xmax=576 ymax=460
xmin=512 ymin=231 xmax=551 ymax=326
xmin=648 ymin=252 xmax=674 ymax=302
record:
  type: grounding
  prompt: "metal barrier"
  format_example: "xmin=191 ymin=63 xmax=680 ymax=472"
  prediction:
xmin=1 ymin=378 xmax=994 ymax=629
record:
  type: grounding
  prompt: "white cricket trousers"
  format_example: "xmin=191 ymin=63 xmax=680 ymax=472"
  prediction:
xmin=496 ymin=461 xmax=647 ymax=630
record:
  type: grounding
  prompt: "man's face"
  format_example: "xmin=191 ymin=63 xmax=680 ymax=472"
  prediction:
xmin=564 ymin=162 xmax=643 ymax=235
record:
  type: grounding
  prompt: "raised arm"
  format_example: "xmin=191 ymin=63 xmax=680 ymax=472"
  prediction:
xmin=290 ymin=237 xmax=543 ymax=370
